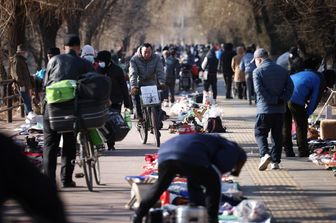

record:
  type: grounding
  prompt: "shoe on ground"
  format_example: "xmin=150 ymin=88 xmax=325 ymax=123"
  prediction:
xmin=285 ymin=150 xmax=296 ymax=157
xmin=271 ymin=162 xmax=280 ymax=170
xmin=62 ymin=181 xmax=76 ymax=188
xmin=258 ymin=154 xmax=271 ymax=171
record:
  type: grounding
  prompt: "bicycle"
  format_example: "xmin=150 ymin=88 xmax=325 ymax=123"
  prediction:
xmin=137 ymin=85 xmax=161 ymax=147
xmin=74 ymin=129 xmax=102 ymax=192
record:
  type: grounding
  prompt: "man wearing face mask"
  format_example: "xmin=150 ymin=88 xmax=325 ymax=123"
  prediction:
xmin=96 ymin=50 xmax=130 ymax=150
xmin=43 ymin=34 xmax=94 ymax=188
xmin=252 ymin=48 xmax=293 ymax=171
xmin=129 ymin=43 xmax=165 ymax=122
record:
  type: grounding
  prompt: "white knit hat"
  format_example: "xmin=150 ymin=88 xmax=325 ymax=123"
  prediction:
xmin=81 ymin=45 xmax=95 ymax=57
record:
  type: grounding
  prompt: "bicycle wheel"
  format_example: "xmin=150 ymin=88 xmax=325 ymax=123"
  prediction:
xmin=138 ymin=109 xmax=148 ymax=144
xmin=91 ymin=145 xmax=101 ymax=185
xmin=79 ymin=132 xmax=93 ymax=191
xmin=150 ymin=107 xmax=161 ymax=147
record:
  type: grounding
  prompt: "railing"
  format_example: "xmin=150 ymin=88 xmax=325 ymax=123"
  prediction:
xmin=0 ymin=79 xmax=24 ymax=123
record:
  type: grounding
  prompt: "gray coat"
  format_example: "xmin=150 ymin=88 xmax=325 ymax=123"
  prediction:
xmin=253 ymin=59 xmax=293 ymax=114
xmin=129 ymin=53 xmax=165 ymax=87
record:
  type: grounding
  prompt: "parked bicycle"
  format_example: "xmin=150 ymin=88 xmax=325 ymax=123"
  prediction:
xmin=137 ymin=85 xmax=161 ymax=147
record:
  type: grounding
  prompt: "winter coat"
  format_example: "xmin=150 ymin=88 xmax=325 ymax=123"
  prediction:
xmin=10 ymin=54 xmax=33 ymax=89
xmin=129 ymin=53 xmax=165 ymax=87
xmin=232 ymin=54 xmax=245 ymax=82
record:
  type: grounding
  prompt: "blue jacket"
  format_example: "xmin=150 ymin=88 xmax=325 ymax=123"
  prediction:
xmin=158 ymin=134 xmax=246 ymax=174
xmin=290 ymin=70 xmax=321 ymax=116
xmin=239 ymin=52 xmax=256 ymax=74
xmin=253 ymin=59 xmax=294 ymax=114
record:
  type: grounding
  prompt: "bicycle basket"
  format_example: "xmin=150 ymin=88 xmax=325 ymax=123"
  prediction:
xmin=140 ymin=85 xmax=161 ymax=106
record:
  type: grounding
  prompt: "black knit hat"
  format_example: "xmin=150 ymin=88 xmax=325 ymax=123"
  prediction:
xmin=63 ymin=34 xmax=80 ymax=46
xmin=96 ymin=50 xmax=111 ymax=64
xmin=47 ymin=47 xmax=60 ymax=56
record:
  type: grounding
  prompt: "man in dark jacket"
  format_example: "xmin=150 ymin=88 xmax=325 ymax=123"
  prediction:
xmin=132 ymin=134 xmax=247 ymax=223
xmin=43 ymin=34 xmax=94 ymax=187
xmin=164 ymin=49 xmax=180 ymax=104
xmin=202 ymin=47 xmax=219 ymax=101
xmin=221 ymin=43 xmax=236 ymax=99
xmin=96 ymin=50 xmax=130 ymax=150
xmin=0 ymin=132 xmax=68 ymax=223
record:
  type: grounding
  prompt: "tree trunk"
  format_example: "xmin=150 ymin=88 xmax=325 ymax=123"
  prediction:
xmin=39 ymin=12 xmax=62 ymax=66
xmin=66 ymin=12 xmax=81 ymax=36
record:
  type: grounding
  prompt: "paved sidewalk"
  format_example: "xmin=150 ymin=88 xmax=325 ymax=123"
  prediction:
xmin=2 ymin=76 xmax=336 ymax=222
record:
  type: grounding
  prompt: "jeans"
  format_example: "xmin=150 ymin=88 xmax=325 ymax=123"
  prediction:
xmin=165 ymin=78 xmax=176 ymax=103
xmin=245 ymin=73 xmax=254 ymax=103
xmin=282 ymin=102 xmax=308 ymax=155
xmin=204 ymin=75 xmax=218 ymax=99
xmin=20 ymin=90 xmax=33 ymax=115
xmin=255 ymin=113 xmax=284 ymax=163
xmin=223 ymin=73 xmax=233 ymax=98
xmin=43 ymin=108 xmax=77 ymax=186
xmin=135 ymin=160 xmax=221 ymax=223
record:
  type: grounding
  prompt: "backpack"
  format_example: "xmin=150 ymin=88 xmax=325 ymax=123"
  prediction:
xmin=206 ymin=116 xmax=226 ymax=133
xmin=77 ymin=72 xmax=111 ymax=101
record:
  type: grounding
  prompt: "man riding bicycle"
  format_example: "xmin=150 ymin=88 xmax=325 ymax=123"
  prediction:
xmin=129 ymin=43 xmax=166 ymax=124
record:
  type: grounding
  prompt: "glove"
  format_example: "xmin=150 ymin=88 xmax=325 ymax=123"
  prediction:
xmin=131 ymin=87 xmax=140 ymax=96
xmin=159 ymin=83 xmax=167 ymax=91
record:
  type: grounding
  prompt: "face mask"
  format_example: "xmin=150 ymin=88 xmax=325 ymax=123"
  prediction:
xmin=99 ymin=62 xmax=106 ymax=68
xmin=83 ymin=55 xmax=95 ymax=63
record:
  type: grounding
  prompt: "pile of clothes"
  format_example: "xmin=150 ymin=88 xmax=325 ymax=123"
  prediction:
xmin=125 ymin=153 xmax=272 ymax=222
xmin=168 ymin=94 xmax=226 ymax=134
xmin=308 ymin=140 xmax=336 ymax=174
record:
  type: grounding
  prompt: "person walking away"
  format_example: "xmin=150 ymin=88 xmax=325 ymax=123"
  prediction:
xmin=0 ymin=132 xmax=68 ymax=223
xmin=252 ymin=48 xmax=293 ymax=171
xmin=240 ymin=45 xmax=256 ymax=104
xmin=232 ymin=46 xmax=246 ymax=99
xmin=132 ymin=134 xmax=247 ymax=223
xmin=96 ymin=50 xmax=130 ymax=150
xmin=164 ymin=48 xmax=180 ymax=106
xmin=43 ymin=34 xmax=94 ymax=187
xmin=128 ymin=43 xmax=165 ymax=123
xmin=282 ymin=55 xmax=325 ymax=157
xmin=221 ymin=43 xmax=236 ymax=99
xmin=201 ymin=47 xmax=219 ymax=102
xmin=10 ymin=44 xmax=34 ymax=116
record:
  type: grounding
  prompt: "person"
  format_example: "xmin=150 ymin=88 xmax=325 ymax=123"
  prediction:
xmin=81 ymin=44 xmax=95 ymax=64
xmin=10 ymin=44 xmax=34 ymax=115
xmin=43 ymin=34 xmax=94 ymax=187
xmin=0 ymin=132 xmax=68 ymax=223
xmin=33 ymin=47 xmax=60 ymax=114
xmin=201 ymin=47 xmax=219 ymax=101
xmin=163 ymin=48 xmax=179 ymax=106
xmin=96 ymin=50 xmax=130 ymax=150
xmin=231 ymin=46 xmax=246 ymax=99
xmin=132 ymin=134 xmax=247 ymax=223
xmin=252 ymin=48 xmax=294 ymax=171
xmin=221 ymin=43 xmax=236 ymax=99
xmin=282 ymin=56 xmax=325 ymax=157
xmin=240 ymin=45 xmax=256 ymax=105
xmin=129 ymin=43 xmax=165 ymax=122
xmin=288 ymin=46 xmax=304 ymax=75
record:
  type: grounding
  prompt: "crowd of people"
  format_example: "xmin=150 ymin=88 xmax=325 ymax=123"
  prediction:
xmin=2 ymin=33 xmax=331 ymax=222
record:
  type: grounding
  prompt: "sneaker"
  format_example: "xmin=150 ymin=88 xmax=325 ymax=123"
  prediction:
xmin=271 ymin=162 xmax=280 ymax=170
xmin=258 ymin=154 xmax=271 ymax=171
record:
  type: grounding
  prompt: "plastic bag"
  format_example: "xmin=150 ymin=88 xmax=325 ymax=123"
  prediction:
xmin=234 ymin=200 xmax=271 ymax=222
